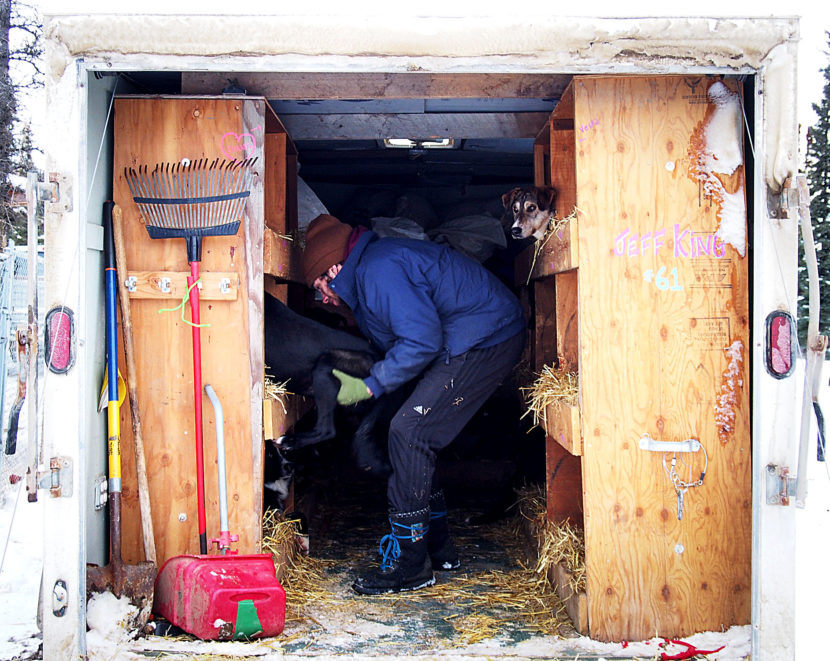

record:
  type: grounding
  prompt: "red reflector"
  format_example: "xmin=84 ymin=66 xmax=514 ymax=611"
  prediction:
xmin=45 ymin=307 xmax=75 ymax=374
xmin=766 ymin=311 xmax=794 ymax=379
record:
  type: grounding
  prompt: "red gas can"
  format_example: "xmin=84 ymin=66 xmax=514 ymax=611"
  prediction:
xmin=153 ymin=553 xmax=286 ymax=640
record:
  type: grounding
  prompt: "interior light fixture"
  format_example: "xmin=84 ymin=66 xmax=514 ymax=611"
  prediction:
xmin=383 ymin=138 xmax=455 ymax=149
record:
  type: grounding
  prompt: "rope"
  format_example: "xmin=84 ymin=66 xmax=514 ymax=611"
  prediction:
xmin=378 ymin=519 xmax=428 ymax=570
xmin=157 ymin=278 xmax=210 ymax=328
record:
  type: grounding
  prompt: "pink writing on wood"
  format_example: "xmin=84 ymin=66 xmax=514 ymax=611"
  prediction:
xmin=220 ymin=126 xmax=261 ymax=161
xmin=614 ymin=224 xmax=726 ymax=258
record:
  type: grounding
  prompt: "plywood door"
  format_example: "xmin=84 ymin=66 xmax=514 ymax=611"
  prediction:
xmin=574 ymin=76 xmax=751 ymax=641
xmin=113 ymin=97 xmax=265 ymax=564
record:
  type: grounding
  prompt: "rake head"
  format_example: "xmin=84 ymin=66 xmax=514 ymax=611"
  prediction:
xmin=124 ymin=157 xmax=258 ymax=240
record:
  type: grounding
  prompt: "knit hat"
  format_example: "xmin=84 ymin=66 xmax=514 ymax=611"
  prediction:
xmin=302 ymin=214 xmax=353 ymax=288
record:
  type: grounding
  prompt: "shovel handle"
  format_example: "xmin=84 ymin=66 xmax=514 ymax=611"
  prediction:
xmin=103 ymin=202 xmax=122 ymax=490
xmin=112 ymin=204 xmax=157 ymax=565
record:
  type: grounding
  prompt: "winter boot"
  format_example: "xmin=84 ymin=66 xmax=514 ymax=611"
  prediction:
xmin=428 ymin=490 xmax=461 ymax=571
xmin=352 ymin=508 xmax=435 ymax=595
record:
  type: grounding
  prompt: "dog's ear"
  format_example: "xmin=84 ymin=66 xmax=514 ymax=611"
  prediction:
xmin=535 ymin=186 xmax=558 ymax=212
xmin=502 ymin=187 xmax=522 ymax=210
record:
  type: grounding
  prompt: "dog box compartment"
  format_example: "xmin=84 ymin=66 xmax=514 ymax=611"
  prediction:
xmin=113 ymin=73 xmax=750 ymax=644
xmin=113 ymin=96 xmax=299 ymax=567
xmin=520 ymin=76 xmax=751 ymax=641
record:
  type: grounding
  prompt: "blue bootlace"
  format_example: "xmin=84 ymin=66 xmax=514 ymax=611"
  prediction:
xmin=378 ymin=519 xmax=428 ymax=570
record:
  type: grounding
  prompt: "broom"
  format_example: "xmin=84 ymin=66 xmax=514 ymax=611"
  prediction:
xmin=125 ymin=157 xmax=257 ymax=554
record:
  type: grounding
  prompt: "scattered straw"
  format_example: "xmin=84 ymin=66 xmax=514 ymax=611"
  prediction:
xmin=520 ymin=365 xmax=579 ymax=431
xmin=516 ymin=485 xmax=586 ymax=596
xmin=263 ymin=375 xmax=292 ymax=414
xmin=261 ymin=513 xmax=571 ymax=643
xmin=262 ymin=509 xmax=341 ymax=626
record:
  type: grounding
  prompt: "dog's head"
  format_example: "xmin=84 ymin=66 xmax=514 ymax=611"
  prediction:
xmin=264 ymin=440 xmax=295 ymax=512
xmin=501 ymin=186 xmax=558 ymax=240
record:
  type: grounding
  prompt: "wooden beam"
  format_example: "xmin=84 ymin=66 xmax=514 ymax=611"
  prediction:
xmin=278 ymin=112 xmax=550 ymax=140
xmin=124 ymin=271 xmax=239 ymax=301
xmin=181 ymin=72 xmax=571 ymax=100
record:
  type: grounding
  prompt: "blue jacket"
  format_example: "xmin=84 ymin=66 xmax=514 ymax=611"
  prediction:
xmin=329 ymin=231 xmax=525 ymax=397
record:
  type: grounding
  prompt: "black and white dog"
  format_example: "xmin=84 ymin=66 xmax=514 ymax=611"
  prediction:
xmin=263 ymin=295 xmax=394 ymax=509
xmin=501 ymin=186 xmax=558 ymax=240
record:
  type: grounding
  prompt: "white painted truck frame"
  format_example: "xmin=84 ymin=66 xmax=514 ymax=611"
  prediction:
xmin=35 ymin=12 xmax=807 ymax=659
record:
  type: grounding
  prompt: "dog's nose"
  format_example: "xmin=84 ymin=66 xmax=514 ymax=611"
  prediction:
xmin=511 ymin=226 xmax=523 ymax=238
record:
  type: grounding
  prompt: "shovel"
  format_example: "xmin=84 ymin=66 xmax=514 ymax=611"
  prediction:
xmin=87 ymin=201 xmax=157 ymax=605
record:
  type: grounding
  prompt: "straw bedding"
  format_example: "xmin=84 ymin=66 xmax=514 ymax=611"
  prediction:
xmin=260 ymin=493 xmax=580 ymax=648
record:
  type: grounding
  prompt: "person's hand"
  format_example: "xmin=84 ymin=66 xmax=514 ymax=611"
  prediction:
xmin=332 ymin=369 xmax=372 ymax=405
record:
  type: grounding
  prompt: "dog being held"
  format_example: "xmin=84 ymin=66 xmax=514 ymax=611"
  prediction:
xmin=501 ymin=186 xmax=558 ymax=240
xmin=264 ymin=294 xmax=397 ymax=479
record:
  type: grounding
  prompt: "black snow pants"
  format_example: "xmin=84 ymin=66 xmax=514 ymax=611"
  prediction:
xmin=386 ymin=330 xmax=525 ymax=513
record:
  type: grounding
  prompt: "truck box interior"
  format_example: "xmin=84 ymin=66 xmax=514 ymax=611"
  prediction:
xmin=94 ymin=69 xmax=754 ymax=647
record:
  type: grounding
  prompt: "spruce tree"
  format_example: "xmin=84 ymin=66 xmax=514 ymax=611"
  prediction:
xmin=801 ymin=32 xmax=830 ymax=345
xmin=1 ymin=0 xmax=41 ymax=248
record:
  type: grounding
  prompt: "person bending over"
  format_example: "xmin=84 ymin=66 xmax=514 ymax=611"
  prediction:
xmin=301 ymin=214 xmax=525 ymax=595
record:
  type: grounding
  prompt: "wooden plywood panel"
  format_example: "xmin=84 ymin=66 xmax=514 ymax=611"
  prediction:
xmin=264 ymin=228 xmax=303 ymax=284
xmin=533 ymin=279 xmax=557 ymax=372
xmin=262 ymin=395 xmax=311 ymax=442
xmin=123 ymin=271 xmax=239 ymax=301
xmin=518 ymin=217 xmax=578 ymax=282
xmin=534 ymin=120 xmax=551 ymax=187
xmin=546 ymin=401 xmax=582 ymax=456
xmin=549 ymin=562 xmax=589 ymax=634
xmin=574 ymin=77 xmax=750 ymax=641
xmin=556 ymin=271 xmax=579 ymax=372
xmin=551 ymin=128 xmax=576 ymax=219
xmin=545 ymin=438 xmax=583 ymax=523
xmin=182 ymin=72 xmax=572 ymax=100
xmin=265 ymin=133 xmax=289 ymax=234
xmin=113 ymin=97 xmax=265 ymax=565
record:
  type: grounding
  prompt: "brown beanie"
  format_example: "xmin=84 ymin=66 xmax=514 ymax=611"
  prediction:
xmin=302 ymin=214 xmax=353 ymax=288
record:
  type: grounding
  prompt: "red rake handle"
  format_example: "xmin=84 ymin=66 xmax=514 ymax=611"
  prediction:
xmin=188 ymin=261 xmax=208 ymax=555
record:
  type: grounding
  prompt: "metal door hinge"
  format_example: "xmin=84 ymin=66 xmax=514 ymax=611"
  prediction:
xmin=766 ymin=463 xmax=797 ymax=506
xmin=36 ymin=456 xmax=73 ymax=498
xmin=773 ymin=175 xmax=810 ymax=221
xmin=45 ymin=172 xmax=72 ymax=214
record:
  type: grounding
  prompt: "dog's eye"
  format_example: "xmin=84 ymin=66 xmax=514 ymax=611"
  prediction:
xmin=513 ymin=203 xmax=520 ymax=212
xmin=527 ymin=204 xmax=537 ymax=212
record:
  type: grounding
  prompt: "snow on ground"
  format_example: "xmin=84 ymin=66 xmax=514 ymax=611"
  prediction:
xmin=0 ymin=487 xmax=42 ymax=660
xmin=1 ymin=364 xmax=828 ymax=660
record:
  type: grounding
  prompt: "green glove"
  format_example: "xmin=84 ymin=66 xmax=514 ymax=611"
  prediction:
xmin=332 ymin=369 xmax=372 ymax=405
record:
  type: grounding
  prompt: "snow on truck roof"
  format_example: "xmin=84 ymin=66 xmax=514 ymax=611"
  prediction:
xmin=41 ymin=14 xmax=797 ymax=72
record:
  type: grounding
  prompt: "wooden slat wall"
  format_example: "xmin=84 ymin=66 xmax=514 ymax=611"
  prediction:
xmin=573 ymin=76 xmax=751 ymax=641
xmin=113 ymin=97 xmax=266 ymax=565
xmin=181 ymin=72 xmax=571 ymax=100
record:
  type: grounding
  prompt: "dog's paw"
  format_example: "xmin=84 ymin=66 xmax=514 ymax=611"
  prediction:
xmin=276 ymin=434 xmax=298 ymax=451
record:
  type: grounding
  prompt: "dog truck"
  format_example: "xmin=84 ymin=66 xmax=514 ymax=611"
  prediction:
xmin=25 ymin=9 xmax=820 ymax=659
